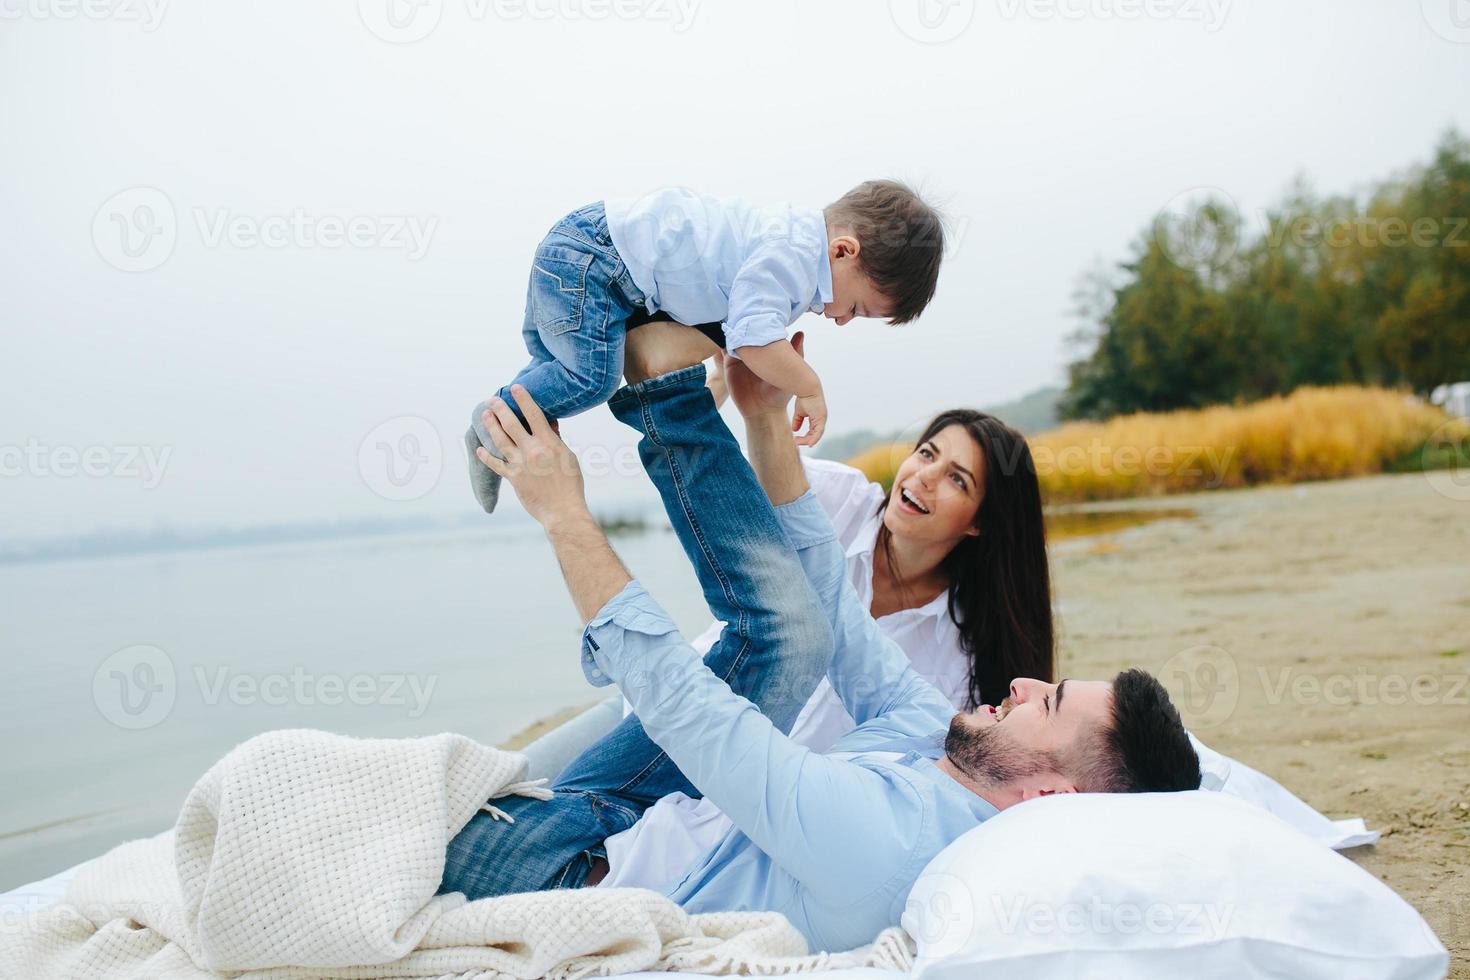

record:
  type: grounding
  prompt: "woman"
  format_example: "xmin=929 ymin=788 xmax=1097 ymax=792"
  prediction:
xmin=523 ymin=323 xmax=1056 ymax=774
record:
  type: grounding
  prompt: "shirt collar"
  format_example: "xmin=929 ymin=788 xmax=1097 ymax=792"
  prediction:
xmin=910 ymin=752 xmax=1001 ymax=821
xmin=853 ymin=514 xmax=954 ymax=621
xmin=865 ymin=737 xmax=1001 ymax=822
xmin=812 ymin=221 xmax=833 ymax=311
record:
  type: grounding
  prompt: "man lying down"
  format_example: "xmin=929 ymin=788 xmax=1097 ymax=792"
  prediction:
xmin=443 ymin=323 xmax=1202 ymax=954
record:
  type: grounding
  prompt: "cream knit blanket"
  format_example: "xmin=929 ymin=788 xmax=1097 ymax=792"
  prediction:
xmin=0 ymin=730 xmax=915 ymax=979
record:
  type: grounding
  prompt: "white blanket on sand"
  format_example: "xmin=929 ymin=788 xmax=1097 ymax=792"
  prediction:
xmin=0 ymin=730 xmax=914 ymax=980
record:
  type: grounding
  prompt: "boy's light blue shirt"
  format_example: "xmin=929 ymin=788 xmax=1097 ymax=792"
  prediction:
xmin=578 ymin=490 xmax=997 ymax=953
xmin=604 ymin=189 xmax=833 ymax=355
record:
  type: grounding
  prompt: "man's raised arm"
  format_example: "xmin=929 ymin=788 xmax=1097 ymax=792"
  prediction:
xmin=479 ymin=383 xmax=920 ymax=901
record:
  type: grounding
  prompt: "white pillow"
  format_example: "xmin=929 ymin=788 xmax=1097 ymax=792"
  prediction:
xmin=902 ymin=791 xmax=1447 ymax=980
xmin=1191 ymin=734 xmax=1379 ymax=849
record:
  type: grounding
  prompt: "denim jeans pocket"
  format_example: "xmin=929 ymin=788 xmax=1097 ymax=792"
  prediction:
xmin=531 ymin=247 xmax=593 ymax=336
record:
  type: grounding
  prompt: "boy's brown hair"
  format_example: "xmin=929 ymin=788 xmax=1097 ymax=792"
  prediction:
xmin=825 ymin=179 xmax=945 ymax=324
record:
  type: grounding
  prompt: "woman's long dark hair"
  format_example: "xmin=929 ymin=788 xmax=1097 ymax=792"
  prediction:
xmin=874 ymin=409 xmax=1056 ymax=709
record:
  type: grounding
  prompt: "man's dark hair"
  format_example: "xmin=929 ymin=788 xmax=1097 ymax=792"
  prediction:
xmin=1074 ymin=668 xmax=1201 ymax=793
xmin=824 ymin=179 xmax=944 ymax=325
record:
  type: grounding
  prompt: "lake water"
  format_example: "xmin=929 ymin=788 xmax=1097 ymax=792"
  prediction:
xmin=0 ymin=525 xmax=709 ymax=891
xmin=0 ymin=504 xmax=1183 ymax=891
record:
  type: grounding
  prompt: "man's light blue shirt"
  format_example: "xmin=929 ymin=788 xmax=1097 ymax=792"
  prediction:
xmin=604 ymin=188 xmax=833 ymax=355
xmin=578 ymin=490 xmax=996 ymax=953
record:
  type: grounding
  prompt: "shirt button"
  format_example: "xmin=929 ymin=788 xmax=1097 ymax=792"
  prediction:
xmin=591 ymin=668 xmax=603 ymax=679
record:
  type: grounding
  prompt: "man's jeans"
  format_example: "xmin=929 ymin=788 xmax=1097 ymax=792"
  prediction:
xmin=441 ymin=365 xmax=834 ymax=897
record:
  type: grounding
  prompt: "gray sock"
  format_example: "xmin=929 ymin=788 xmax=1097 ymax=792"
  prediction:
xmin=465 ymin=400 xmax=502 ymax=514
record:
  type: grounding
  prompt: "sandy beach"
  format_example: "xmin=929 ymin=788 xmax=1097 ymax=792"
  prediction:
xmin=1050 ymin=472 xmax=1469 ymax=973
xmin=507 ymin=471 xmax=1470 ymax=971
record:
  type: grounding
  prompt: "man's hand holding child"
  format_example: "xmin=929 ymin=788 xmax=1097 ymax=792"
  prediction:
xmin=474 ymin=385 xmax=588 ymax=531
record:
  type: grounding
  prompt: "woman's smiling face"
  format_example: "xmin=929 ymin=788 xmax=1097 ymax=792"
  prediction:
xmin=883 ymin=424 xmax=985 ymax=544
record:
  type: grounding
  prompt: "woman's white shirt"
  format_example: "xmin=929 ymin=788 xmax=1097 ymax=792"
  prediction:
xmin=685 ymin=456 xmax=971 ymax=751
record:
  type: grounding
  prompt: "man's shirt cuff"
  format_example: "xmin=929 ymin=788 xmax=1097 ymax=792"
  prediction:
xmin=580 ymin=580 xmax=680 ymax=687
xmin=774 ymin=489 xmax=839 ymax=550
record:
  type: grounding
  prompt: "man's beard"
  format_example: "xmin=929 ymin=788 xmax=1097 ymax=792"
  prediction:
xmin=944 ymin=715 xmax=1058 ymax=786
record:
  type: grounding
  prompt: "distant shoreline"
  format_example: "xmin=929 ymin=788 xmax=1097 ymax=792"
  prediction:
xmin=0 ymin=508 xmax=663 ymax=567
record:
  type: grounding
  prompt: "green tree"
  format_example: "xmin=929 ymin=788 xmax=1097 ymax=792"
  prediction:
xmin=1368 ymin=131 xmax=1470 ymax=393
xmin=1062 ymin=130 xmax=1470 ymax=419
xmin=1063 ymin=209 xmax=1241 ymax=419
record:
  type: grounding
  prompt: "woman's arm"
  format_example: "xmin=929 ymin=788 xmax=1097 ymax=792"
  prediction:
xmin=742 ymin=408 xmax=811 ymax=506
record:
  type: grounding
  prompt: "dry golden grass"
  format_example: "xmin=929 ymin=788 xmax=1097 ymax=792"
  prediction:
xmin=848 ymin=386 xmax=1469 ymax=504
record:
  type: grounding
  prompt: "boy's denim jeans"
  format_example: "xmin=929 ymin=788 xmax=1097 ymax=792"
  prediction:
xmin=496 ymin=202 xmax=645 ymax=421
xmin=440 ymin=365 xmax=834 ymax=898
xmin=464 ymin=202 xmax=643 ymax=512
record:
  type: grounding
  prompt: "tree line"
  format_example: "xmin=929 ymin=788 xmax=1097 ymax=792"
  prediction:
xmin=1062 ymin=130 xmax=1470 ymax=421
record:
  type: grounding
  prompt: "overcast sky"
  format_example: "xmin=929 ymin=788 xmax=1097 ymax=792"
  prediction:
xmin=3 ymin=0 xmax=1469 ymax=538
